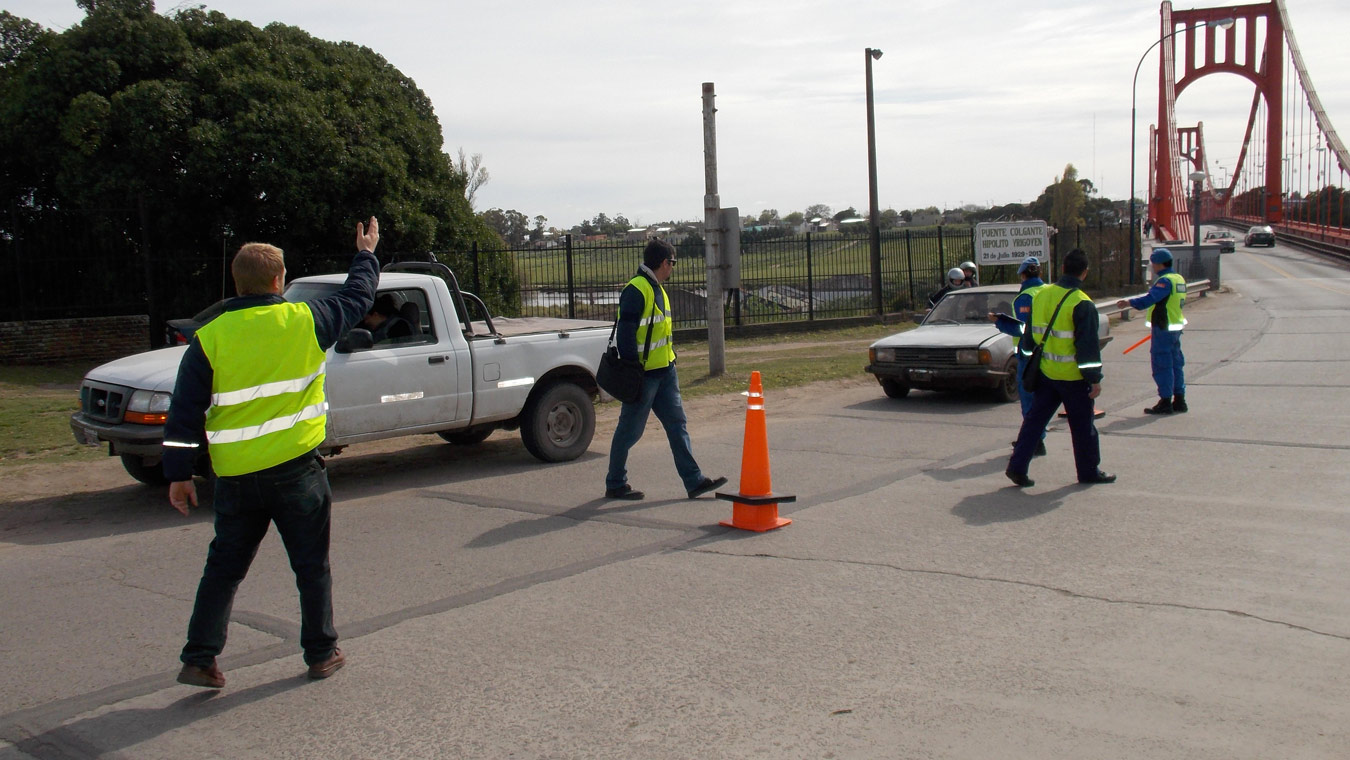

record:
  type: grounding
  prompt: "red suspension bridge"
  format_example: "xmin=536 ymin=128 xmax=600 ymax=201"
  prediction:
xmin=1147 ymin=0 xmax=1349 ymax=251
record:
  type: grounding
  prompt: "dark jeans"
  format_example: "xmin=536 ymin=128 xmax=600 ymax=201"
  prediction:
xmin=606 ymin=365 xmax=704 ymax=493
xmin=1008 ymin=378 xmax=1101 ymax=482
xmin=181 ymin=452 xmax=337 ymax=667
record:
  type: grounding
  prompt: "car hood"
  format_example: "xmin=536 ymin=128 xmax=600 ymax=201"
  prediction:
xmin=872 ymin=324 xmax=1006 ymax=349
xmin=85 ymin=346 xmax=188 ymax=393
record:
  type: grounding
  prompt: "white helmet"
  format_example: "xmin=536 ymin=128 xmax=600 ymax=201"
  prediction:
xmin=946 ymin=267 xmax=964 ymax=282
xmin=960 ymin=260 xmax=976 ymax=271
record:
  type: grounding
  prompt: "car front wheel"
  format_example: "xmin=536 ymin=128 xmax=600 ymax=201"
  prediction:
xmin=879 ymin=377 xmax=910 ymax=399
xmin=993 ymin=359 xmax=1020 ymax=403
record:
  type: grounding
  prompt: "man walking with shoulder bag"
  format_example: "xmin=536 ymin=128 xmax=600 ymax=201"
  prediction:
xmin=604 ymin=239 xmax=726 ymax=501
xmin=1006 ymin=249 xmax=1115 ymax=487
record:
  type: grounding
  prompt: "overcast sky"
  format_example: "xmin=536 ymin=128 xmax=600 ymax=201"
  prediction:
xmin=10 ymin=0 xmax=1350 ymax=228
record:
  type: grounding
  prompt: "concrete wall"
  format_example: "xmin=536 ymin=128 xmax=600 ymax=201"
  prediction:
xmin=0 ymin=316 xmax=149 ymax=365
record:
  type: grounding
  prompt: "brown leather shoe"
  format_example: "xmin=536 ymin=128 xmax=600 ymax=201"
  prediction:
xmin=307 ymin=648 xmax=345 ymax=679
xmin=177 ymin=662 xmax=226 ymax=689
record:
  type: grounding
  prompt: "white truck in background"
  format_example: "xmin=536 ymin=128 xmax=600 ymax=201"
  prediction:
xmin=70 ymin=262 xmax=613 ymax=484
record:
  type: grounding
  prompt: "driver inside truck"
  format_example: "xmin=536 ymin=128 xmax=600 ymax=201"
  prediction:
xmin=360 ymin=293 xmax=413 ymax=343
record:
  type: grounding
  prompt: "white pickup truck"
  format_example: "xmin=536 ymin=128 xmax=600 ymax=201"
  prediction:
xmin=70 ymin=262 xmax=613 ymax=484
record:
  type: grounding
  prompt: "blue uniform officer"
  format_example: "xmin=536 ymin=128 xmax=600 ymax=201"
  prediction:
xmin=1117 ymin=248 xmax=1188 ymax=415
xmin=989 ymin=256 xmax=1047 ymax=455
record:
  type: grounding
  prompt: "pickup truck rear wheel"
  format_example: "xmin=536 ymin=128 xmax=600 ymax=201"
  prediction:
xmin=879 ymin=377 xmax=910 ymax=399
xmin=121 ymin=454 xmax=169 ymax=485
xmin=521 ymin=382 xmax=595 ymax=462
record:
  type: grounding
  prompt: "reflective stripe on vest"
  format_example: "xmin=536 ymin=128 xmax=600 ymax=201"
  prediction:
xmin=624 ymin=276 xmax=677 ymax=371
xmin=196 ymin=302 xmax=329 ymax=476
xmin=1145 ymin=272 xmax=1187 ymax=331
xmin=1013 ymin=284 xmax=1044 ymax=335
xmin=1031 ymin=285 xmax=1094 ymax=381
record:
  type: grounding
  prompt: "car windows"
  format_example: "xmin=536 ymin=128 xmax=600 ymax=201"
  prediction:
xmin=928 ymin=292 xmax=995 ymax=323
xmin=355 ymin=288 xmax=435 ymax=347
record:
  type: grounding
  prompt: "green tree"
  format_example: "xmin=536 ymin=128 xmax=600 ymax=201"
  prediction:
xmin=803 ymin=203 xmax=832 ymax=221
xmin=878 ymin=208 xmax=901 ymax=229
xmin=1048 ymin=164 xmax=1086 ymax=231
xmin=0 ymin=0 xmax=513 ymax=330
xmin=832 ymin=206 xmax=860 ymax=222
xmin=783 ymin=211 xmax=804 ymax=226
xmin=481 ymin=208 xmax=530 ymax=245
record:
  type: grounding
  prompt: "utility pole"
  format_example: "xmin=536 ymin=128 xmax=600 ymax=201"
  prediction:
xmin=702 ymin=82 xmax=725 ymax=377
xmin=864 ymin=47 xmax=884 ymax=316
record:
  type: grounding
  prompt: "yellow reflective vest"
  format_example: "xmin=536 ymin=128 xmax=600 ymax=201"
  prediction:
xmin=195 ymin=302 xmax=329 ymax=476
xmin=1029 ymin=285 xmax=1097 ymax=381
xmin=1146 ymin=272 xmax=1187 ymax=331
xmin=625 ymin=275 xmax=677 ymax=371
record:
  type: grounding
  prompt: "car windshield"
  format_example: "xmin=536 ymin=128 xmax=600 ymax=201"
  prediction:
xmin=926 ymin=291 xmax=1013 ymax=325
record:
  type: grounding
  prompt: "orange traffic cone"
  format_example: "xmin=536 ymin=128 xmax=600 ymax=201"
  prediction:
xmin=717 ymin=371 xmax=794 ymax=531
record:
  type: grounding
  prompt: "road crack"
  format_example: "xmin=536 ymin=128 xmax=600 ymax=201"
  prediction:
xmin=687 ymin=547 xmax=1350 ymax=643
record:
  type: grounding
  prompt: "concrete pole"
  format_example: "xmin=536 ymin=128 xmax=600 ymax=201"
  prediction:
xmin=702 ymin=82 xmax=725 ymax=377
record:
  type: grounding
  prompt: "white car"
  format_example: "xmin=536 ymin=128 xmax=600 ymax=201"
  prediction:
xmin=866 ymin=285 xmax=1111 ymax=402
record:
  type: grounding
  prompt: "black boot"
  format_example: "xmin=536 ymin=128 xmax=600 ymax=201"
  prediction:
xmin=1172 ymin=393 xmax=1188 ymax=413
xmin=1144 ymin=397 xmax=1174 ymax=415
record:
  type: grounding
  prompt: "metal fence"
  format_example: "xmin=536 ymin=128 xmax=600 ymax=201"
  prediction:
xmin=487 ymin=222 xmax=1136 ymax=329
xmin=3 ymin=211 xmax=1137 ymax=341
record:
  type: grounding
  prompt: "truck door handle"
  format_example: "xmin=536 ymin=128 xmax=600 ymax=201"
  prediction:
xmin=428 ymin=356 xmax=446 ymax=364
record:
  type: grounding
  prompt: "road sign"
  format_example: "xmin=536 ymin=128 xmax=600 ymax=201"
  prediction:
xmin=974 ymin=221 xmax=1050 ymax=266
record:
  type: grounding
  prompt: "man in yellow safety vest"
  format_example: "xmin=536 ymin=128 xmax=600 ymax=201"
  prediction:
xmin=1006 ymin=249 xmax=1116 ymax=487
xmin=604 ymin=239 xmax=726 ymax=501
xmin=163 ymin=219 xmax=380 ymax=688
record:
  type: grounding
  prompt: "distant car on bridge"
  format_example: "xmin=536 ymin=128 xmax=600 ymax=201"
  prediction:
xmin=1244 ymin=225 xmax=1276 ymax=247
xmin=1204 ymin=229 xmax=1236 ymax=253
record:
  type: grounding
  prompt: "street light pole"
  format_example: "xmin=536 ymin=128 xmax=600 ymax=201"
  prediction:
xmin=1129 ymin=18 xmax=1232 ymax=284
xmin=865 ymin=47 xmax=883 ymax=315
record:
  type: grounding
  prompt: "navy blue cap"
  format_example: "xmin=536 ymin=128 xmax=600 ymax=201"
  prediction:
xmin=1150 ymin=248 xmax=1173 ymax=264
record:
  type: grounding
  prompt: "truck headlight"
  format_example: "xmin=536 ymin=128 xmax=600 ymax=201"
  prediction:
xmin=125 ymin=390 xmax=172 ymax=425
xmin=956 ymin=349 xmax=992 ymax=365
xmin=873 ymin=347 xmax=895 ymax=363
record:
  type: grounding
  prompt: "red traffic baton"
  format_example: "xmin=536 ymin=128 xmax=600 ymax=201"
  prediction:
xmin=1122 ymin=334 xmax=1152 ymax=354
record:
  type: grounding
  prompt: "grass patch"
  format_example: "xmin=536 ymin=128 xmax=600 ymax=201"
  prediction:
xmin=657 ymin=322 xmax=908 ymax=400
xmin=0 ymin=363 xmax=105 ymax=465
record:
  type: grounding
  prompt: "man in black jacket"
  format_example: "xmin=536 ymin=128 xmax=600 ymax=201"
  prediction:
xmin=1006 ymin=249 xmax=1115 ymax=487
xmin=163 ymin=219 xmax=380 ymax=688
xmin=604 ymin=239 xmax=725 ymax=501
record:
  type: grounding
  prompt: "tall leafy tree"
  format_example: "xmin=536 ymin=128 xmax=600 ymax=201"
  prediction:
xmin=0 ymin=0 xmax=514 ymax=332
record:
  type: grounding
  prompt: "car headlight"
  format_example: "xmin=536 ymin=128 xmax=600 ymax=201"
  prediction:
xmin=125 ymin=390 xmax=172 ymax=425
xmin=873 ymin=347 xmax=896 ymax=363
xmin=956 ymin=349 xmax=992 ymax=365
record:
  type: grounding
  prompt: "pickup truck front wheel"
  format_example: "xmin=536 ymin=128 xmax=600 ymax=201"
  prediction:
xmin=437 ymin=428 xmax=493 ymax=446
xmin=121 ymin=454 xmax=169 ymax=485
xmin=520 ymin=382 xmax=595 ymax=462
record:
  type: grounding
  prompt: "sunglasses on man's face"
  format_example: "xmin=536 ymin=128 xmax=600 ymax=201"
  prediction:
xmin=666 ymin=258 xmax=677 ymax=267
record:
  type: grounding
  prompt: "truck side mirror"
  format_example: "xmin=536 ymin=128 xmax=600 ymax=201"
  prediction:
xmin=337 ymin=328 xmax=374 ymax=353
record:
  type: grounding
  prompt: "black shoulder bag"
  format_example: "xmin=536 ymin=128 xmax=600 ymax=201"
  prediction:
xmin=1021 ymin=288 xmax=1078 ymax=393
xmin=595 ymin=287 xmax=655 ymax=404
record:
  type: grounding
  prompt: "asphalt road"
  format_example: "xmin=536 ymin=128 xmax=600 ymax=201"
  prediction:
xmin=3 ymin=235 xmax=1348 ymax=759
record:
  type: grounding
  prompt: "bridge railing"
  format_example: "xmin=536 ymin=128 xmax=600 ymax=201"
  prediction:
xmin=1098 ymin=278 xmax=1212 ymax=322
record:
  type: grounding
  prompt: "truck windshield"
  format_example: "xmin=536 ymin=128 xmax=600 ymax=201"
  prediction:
xmin=283 ymin=283 xmax=339 ymax=303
